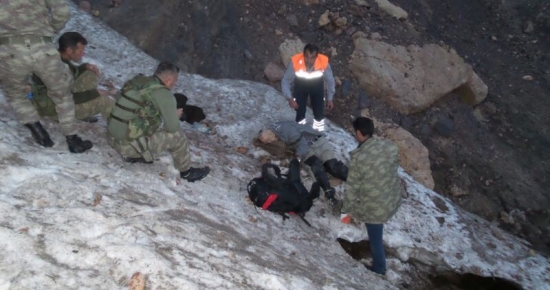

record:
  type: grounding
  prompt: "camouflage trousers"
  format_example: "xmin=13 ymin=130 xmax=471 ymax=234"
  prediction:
xmin=37 ymin=70 xmax=114 ymax=121
xmin=108 ymin=130 xmax=191 ymax=172
xmin=0 ymin=41 xmax=76 ymax=135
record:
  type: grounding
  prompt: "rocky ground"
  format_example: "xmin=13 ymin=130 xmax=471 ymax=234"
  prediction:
xmin=77 ymin=0 xmax=549 ymax=257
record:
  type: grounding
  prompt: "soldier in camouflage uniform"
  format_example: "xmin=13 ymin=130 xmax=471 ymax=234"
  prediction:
xmin=258 ymin=121 xmax=348 ymax=205
xmin=107 ymin=62 xmax=210 ymax=182
xmin=340 ymin=117 xmax=403 ymax=275
xmin=0 ymin=0 xmax=93 ymax=153
xmin=30 ymin=32 xmax=114 ymax=123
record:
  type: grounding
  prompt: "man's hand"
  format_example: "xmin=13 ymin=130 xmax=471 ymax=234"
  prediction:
xmin=326 ymin=100 xmax=334 ymax=110
xmin=177 ymin=108 xmax=184 ymax=119
xmin=85 ymin=64 xmax=100 ymax=75
xmin=288 ymin=98 xmax=299 ymax=109
xmin=340 ymin=213 xmax=351 ymax=224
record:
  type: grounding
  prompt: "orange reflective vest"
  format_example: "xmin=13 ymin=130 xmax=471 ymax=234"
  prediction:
xmin=291 ymin=53 xmax=329 ymax=79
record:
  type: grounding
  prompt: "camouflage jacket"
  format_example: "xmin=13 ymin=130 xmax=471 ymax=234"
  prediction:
xmin=107 ymin=75 xmax=180 ymax=141
xmin=342 ymin=137 xmax=402 ymax=224
xmin=31 ymin=59 xmax=100 ymax=117
xmin=0 ymin=0 xmax=70 ymax=38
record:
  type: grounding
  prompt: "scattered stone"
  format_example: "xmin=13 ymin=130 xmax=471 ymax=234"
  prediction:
xmin=334 ymin=17 xmax=348 ymax=27
xmin=483 ymin=102 xmax=498 ymax=114
xmin=285 ymin=14 xmax=299 ymax=27
xmin=129 ymin=272 xmax=145 ymax=290
xmin=79 ymin=1 xmax=91 ymax=13
xmin=354 ymin=0 xmax=370 ymax=6
xmin=500 ymin=211 xmax=514 ymax=224
xmin=435 ymin=115 xmax=454 ymax=137
xmin=109 ymin=0 xmax=121 ymax=8
xmin=264 ymin=62 xmax=285 ymax=82
xmin=334 ymin=77 xmax=342 ymax=86
xmin=450 ymin=185 xmax=469 ymax=197
xmin=522 ymin=75 xmax=533 ymax=81
xmin=352 ymin=31 xmax=367 ymax=40
xmin=345 ymin=26 xmax=357 ymax=36
xmin=92 ymin=10 xmax=100 ymax=17
xmin=472 ymin=107 xmax=484 ymax=122
xmin=93 ymin=193 xmax=102 ymax=207
xmin=330 ymin=46 xmax=338 ymax=57
xmin=491 ymin=36 xmax=498 ymax=41
xmin=370 ymin=32 xmax=383 ymax=40
xmin=524 ymin=21 xmax=535 ymax=34
xmin=374 ymin=0 xmax=408 ymax=20
xmin=275 ymin=29 xmax=283 ymax=35
xmin=236 ymin=146 xmax=249 ymax=154
xmin=278 ymin=38 xmax=305 ymax=66
xmin=301 ymin=0 xmax=319 ymax=5
xmin=319 ymin=10 xmax=331 ymax=27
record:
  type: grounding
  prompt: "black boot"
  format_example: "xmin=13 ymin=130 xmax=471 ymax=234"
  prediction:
xmin=66 ymin=134 xmax=93 ymax=153
xmin=180 ymin=166 xmax=210 ymax=182
xmin=78 ymin=116 xmax=98 ymax=123
xmin=323 ymin=158 xmax=348 ymax=181
xmin=304 ymin=155 xmax=336 ymax=200
xmin=124 ymin=157 xmax=153 ymax=164
xmin=24 ymin=122 xmax=54 ymax=147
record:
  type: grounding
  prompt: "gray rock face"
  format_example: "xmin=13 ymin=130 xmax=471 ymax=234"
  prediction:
xmin=349 ymin=37 xmax=488 ymax=115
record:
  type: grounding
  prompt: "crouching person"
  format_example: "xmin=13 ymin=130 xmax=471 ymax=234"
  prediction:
xmin=31 ymin=32 xmax=114 ymax=123
xmin=340 ymin=117 xmax=402 ymax=275
xmin=107 ymin=61 xmax=210 ymax=182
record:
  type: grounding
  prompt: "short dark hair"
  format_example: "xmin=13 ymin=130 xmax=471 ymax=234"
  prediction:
xmin=58 ymin=32 xmax=88 ymax=52
xmin=303 ymin=43 xmax=319 ymax=55
xmin=155 ymin=61 xmax=180 ymax=76
xmin=353 ymin=117 xmax=374 ymax=137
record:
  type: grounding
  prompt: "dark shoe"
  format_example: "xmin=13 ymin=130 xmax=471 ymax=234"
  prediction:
xmin=78 ymin=116 xmax=98 ymax=123
xmin=324 ymin=158 xmax=348 ymax=181
xmin=24 ymin=122 xmax=54 ymax=147
xmin=124 ymin=157 xmax=153 ymax=164
xmin=180 ymin=167 xmax=210 ymax=182
xmin=330 ymin=198 xmax=343 ymax=215
xmin=66 ymin=134 xmax=93 ymax=153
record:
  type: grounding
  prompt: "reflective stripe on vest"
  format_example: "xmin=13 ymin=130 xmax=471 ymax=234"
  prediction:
xmin=291 ymin=53 xmax=329 ymax=79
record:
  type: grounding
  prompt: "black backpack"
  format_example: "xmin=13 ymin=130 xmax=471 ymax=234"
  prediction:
xmin=247 ymin=159 xmax=320 ymax=225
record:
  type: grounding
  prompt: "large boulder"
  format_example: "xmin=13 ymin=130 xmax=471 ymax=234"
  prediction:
xmin=361 ymin=109 xmax=435 ymax=190
xmin=279 ymin=38 xmax=305 ymax=67
xmin=349 ymin=37 xmax=488 ymax=114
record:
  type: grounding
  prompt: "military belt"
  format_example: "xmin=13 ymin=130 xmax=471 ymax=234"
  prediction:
xmin=0 ymin=35 xmax=52 ymax=46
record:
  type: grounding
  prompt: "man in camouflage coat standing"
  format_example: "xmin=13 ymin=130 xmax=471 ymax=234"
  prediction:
xmin=340 ymin=117 xmax=402 ymax=275
xmin=0 ymin=0 xmax=92 ymax=153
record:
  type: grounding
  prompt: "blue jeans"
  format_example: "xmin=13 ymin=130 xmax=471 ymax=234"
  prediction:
xmin=366 ymin=223 xmax=386 ymax=275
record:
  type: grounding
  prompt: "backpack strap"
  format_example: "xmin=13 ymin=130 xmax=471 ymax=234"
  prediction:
xmin=261 ymin=193 xmax=278 ymax=210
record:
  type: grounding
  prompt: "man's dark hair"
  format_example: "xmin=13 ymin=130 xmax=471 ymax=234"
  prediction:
xmin=353 ymin=117 xmax=374 ymax=137
xmin=303 ymin=44 xmax=319 ymax=55
xmin=58 ymin=32 xmax=88 ymax=52
xmin=155 ymin=61 xmax=180 ymax=76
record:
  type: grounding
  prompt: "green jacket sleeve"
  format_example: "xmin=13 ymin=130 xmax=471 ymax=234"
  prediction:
xmin=153 ymin=89 xmax=180 ymax=133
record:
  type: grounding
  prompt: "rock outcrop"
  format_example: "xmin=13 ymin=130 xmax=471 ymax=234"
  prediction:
xmin=349 ymin=37 xmax=488 ymax=115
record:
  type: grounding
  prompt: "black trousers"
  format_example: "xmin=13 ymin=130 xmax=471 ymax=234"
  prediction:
xmin=293 ymin=78 xmax=324 ymax=122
